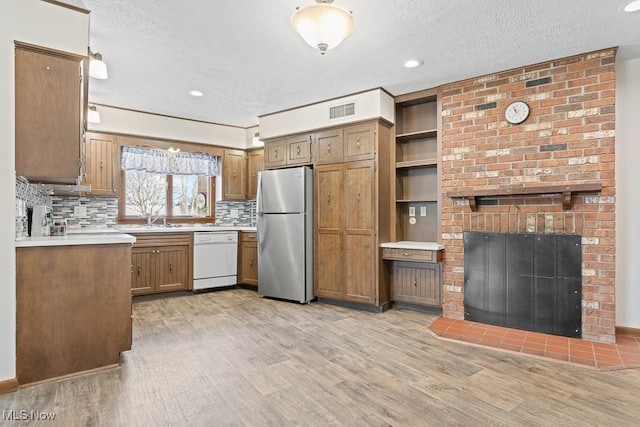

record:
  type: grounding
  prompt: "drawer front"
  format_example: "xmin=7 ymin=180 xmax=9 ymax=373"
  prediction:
xmin=241 ymin=232 xmax=257 ymax=242
xmin=382 ymin=247 xmax=435 ymax=262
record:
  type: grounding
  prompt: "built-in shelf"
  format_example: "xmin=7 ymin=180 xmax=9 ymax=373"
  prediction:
xmin=396 ymin=129 xmax=437 ymax=141
xmin=396 ymin=159 xmax=437 ymax=169
xmin=446 ymin=182 xmax=603 ymax=211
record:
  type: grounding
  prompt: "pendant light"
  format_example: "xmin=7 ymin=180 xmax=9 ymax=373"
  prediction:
xmin=291 ymin=0 xmax=355 ymax=55
xmin=89 ymin=51 xmax=108 ymax=79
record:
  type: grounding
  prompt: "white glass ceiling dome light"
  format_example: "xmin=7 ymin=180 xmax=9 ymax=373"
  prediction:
xmin=291 ymin=0 xmax=355 ymax=55
xmin=624 ymin=0 xmax=640 ymax=12
xmin=89 ymin=51 xmax=108 ymax=79
xmin=87 ymin=105 xmax=100 ymax=124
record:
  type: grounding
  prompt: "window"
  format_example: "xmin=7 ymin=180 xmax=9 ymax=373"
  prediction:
xmin=119 ymin=145 xmax=219 ymax=223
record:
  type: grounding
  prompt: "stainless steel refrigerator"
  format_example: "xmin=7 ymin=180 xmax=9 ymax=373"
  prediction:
xmin=257 ymin=166 xmax=313 ymax=303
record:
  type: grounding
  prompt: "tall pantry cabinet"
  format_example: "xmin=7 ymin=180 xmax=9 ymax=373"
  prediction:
xmin=314 ymin=121 xmax=393 ymax=310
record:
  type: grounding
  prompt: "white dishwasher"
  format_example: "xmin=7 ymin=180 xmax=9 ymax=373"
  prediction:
xmin=193 ymin=231 xmax=238 ymax=291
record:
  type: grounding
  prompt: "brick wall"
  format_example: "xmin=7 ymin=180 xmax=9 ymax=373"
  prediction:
xmin=440 ymin=49 xmax=616 ymax=343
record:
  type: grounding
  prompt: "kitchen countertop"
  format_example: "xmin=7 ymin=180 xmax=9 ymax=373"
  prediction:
xmin=380 ymin=241 xmax=445 ymax=251
xmin=15 ymin=233 xmax=136 ymax=248
xmin=15 ymin=224 xmax=257 ymax=248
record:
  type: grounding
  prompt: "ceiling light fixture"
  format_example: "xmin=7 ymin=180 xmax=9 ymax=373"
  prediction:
xmin=404 ymin=59 xmax=424 ymax=68
xmin=167 ymin=147 xmax=181 ymax=154
xmin=624 ymin=0 xmax=640 ymax=12
xmin=189 ymin=90 xmax=205 ymax=97
xmin=89 ymin=51 xmax=108 ymax=79
xmin=87 ymin=105 xmax=101 ymax=123
xmin=291 ymin=0 xmax=355 ymax=55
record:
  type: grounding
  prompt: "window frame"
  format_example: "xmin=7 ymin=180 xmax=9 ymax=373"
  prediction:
xmin=118 ymin=170 xmax=216 ymax=224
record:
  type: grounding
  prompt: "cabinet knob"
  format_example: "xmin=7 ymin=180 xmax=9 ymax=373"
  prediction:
xmin=414 ymin=278 xmax=417 ymax=286
xmin=233 ymin=171 xmax=237 ymax=177
xmin=356 ymin=139 xmax=361 ymax=149
xmin=169 ymin=263 xmax=173 ymax=272
xmin=327 ymin=194 xmax=331 ymax=204
xmin=274 ymin=148 xmax=278 ymax=158
xmin=402 ymin=252 xmax=410 ymax=256
xmin=327 ymin=143 xmax=331 ymax=153
xmin=250 ymin=258 xmax=254 ymax=267
xmin=100 ymin=160 xmax=103 ymax=170
xmin=137 ymin=265 xmax=141 ymax=276
xmin=296 ymin=145 xmax=301 ymax=155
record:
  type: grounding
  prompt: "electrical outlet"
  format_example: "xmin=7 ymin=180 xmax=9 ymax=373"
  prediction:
xmin=409 ymin=206 xmax=415 ymax=217
xmin=420 ymin=206 xmax=427 ymax=217
xmin=230 ymin=208 xmax=239 ymax=218
xmin=74 ymin=205 xmax=87 ymax=217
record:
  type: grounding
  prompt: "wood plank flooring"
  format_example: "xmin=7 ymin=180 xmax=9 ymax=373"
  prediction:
xmin=2 ymin=289 xmax=640 ymax=426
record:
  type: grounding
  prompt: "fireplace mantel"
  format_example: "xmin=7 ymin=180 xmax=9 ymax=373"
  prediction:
xmin=446 ymin=182 xmax=603 ymax=212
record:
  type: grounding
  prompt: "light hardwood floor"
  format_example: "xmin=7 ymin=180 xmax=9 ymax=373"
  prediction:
xmin=2 ymin=289 xmax=640 ymax=426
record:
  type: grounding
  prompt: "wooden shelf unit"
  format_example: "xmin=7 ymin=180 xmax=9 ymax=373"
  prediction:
xmin=393 ymin=89 xmax=442 ymax=243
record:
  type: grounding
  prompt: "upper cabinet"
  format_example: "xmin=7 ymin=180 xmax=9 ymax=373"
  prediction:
xmin=83 ymin=132 xmax=119 ymax=196
xmin=393 ymin=89 xmax=442 ymax=243
xmin=15 ymin=43 xmax=86 ymax=183
xmin=222 ymin=149 xmax=247 ymax=200
xmin=246 ymin=149 xmax=264 ymax=200
xmin=263 ymin=133 xmax=312 ymax=169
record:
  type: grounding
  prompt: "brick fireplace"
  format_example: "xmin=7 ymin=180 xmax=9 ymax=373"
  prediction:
xmin=440 ymin=48 xmax=616 ymax=344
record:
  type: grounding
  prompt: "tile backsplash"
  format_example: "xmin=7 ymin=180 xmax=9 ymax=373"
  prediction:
xmin=51 ymin=196 xmax=119 ymax=228
xmin=215 ymin=201 xmax=255 ymax=226
xmin=15 ymin=176 xmax=52 ymax=208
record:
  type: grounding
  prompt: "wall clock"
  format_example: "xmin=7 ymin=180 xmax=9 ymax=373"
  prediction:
xmin=504 ymin=101 xmax=530 ymax=124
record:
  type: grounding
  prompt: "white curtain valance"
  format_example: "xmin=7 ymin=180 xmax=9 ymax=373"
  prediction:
xmin=120 ymin=146 xmax=219 ymax=176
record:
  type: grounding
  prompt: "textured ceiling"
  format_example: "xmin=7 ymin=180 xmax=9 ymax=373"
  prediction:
xmin=77 ymin=0 xmax=640 ymax=128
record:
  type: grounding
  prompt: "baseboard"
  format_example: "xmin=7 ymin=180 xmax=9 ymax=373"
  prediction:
xmin=616 ymin=326 xmax=640 ymax=337
xmin=317 ymin=297 xmax=387 ymax=313
xmin=0 ymin=378 xmax=18 ymax=395
xmin=392 ymin=301 xmax=443 ymax=315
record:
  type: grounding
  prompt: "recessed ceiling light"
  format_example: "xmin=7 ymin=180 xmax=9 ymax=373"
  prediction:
xmin=189 ymin=90 xmax=204 ymax=97
xmin=404 ymin=59 xmax=423 ymax=68
xmin=624 ymin=0 xmax=640 ymax=12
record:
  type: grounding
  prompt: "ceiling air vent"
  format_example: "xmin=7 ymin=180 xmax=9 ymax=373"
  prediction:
xmin=329 ymin=102 xmax=355 ymax=120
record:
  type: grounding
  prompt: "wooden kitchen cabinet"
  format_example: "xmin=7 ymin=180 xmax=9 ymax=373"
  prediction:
xmin=84 ymin=131 xmax=119 ymax=196
xmin=238 ymin=231 xmax=258 ymax=287
xmin=312 ymin=120 xmax=393 ymax=310
xmin=246 ymin=149 xmax=264 ymax=200
xmin=16 ymin=243 xmax=132 ymax=385
xmin=263 ymin=133 xmax=313 ymax=169
xmin=130 ymin=233 xmax=191 ymax=295
xmin=223 ymin=149 xmax=247 ymax=200
xmin=15 ymin=43 xmax=86 ymax=183
xmin=391 ymin=261 xmax=441 ymax=307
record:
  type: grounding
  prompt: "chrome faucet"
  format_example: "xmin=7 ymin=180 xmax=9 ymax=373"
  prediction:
xmin=146 ymin=213 xmax=159 ymax=227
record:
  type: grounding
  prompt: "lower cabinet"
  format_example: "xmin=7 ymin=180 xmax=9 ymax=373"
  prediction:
xmin=391 ymin=261 xmax=441 ymax=306
xmin=382 ymin=247 xmax=443 ymax=309
xmin=238 ymin=231 xmax=258 ymax=288
xmin=130 ymin=233 xmax=191 ymax=295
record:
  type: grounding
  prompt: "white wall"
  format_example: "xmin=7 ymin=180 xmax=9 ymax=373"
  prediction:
xmin=0 ymin=0 xmax=89 ymax=382
xmin=615 ymin=57 xmax=640 ymax=328
xmin=88 ymin=105 xmax=247 ymax=149
xmin=258 ymin=89 xmax=394 ymax=139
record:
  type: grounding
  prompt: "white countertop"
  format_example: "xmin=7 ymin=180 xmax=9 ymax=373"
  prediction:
xmin=16 ymin=233 xmax=136 ymax=248
xmin=380 ymin=241 xmax=444 ymax=251
xmin=116 ymin=225 xmax=257 ymax=233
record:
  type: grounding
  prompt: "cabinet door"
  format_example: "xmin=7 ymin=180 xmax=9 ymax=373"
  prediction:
xmin=315 ymin=164 xmax=344 ymax=299
xmin=223 ymin=149 xmax=247 ymax=200
xmin=84 ymin=132 xmax=118 ymax=196
xmin=15 ymin=46 xmax=83 ymax=182
xmin=131 ymin=247 xmax=154 ymax=295
xmin=247 ymin=149 xmax=264 ymax=200
xmin=156 ymin=245 xmax=189 ymax=293
xmin=287 ymin=134 xmax=312 ymax=165
xmin=344 ymin=123 xmax=376 ymax=162
xmin=264 ymin=138 xmax=287 ymax=169
xmin=344 ymin=161 xmax=376 ymax=304
xmin=314 ymin=129 xmax=343 ymax=165
xmin=240 ymin=242 xmax=258 ymax=287
xmin=392 ymin=261 xmax=441 ymax=306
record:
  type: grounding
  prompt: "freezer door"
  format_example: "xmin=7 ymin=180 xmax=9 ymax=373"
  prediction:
xmin=257 ymin=167 xmax=308 ymax=214
xmin=258 ymin=213 xmax=309 ymax=303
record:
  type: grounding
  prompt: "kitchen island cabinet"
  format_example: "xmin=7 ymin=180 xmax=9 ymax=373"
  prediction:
xmin=15 ymin=42 xmax=86 ymax=184
xmin=16 ymin=242 xmax=133 ymax=385
xmin=130 ymin=233 xmax=191 ymax=295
